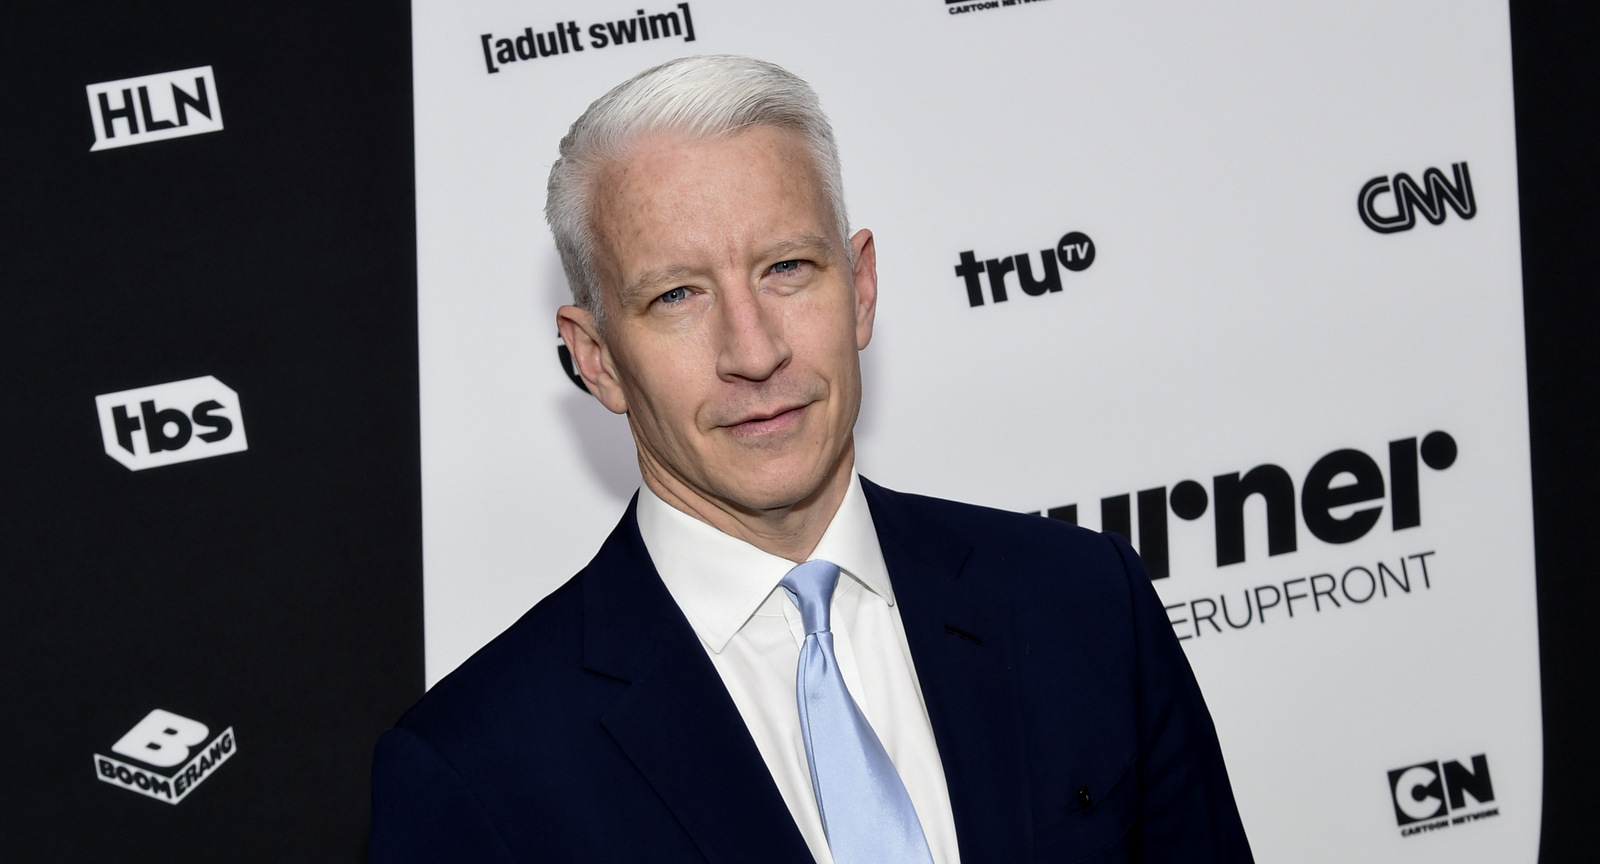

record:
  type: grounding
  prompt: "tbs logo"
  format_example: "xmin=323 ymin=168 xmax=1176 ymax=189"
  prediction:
xmin=94 ymin=709 xmax=237 ymax=804
xmin=1388 ymin=754 xmax=1495 ymax=826
xmin=87 ymin=65 xmax=222 ymax=152
xmin=95 ymin=375 xmax=248 ymax=471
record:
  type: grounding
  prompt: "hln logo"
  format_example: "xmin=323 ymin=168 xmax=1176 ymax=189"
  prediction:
xmin=94 ymin=709 xmax=238 ymax=805
xmin=86 ymin=66 xmax=222 ymax=152
xmin=1358 ymin=162 xmax=1475 ymax=234
xmin=95 ymin=375 xmax=248 ymax=471
xmin=1388 ymin=754 xmax=1496 ymax=828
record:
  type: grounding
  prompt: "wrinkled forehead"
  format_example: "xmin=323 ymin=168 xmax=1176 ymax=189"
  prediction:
xmin=586 ymin=126 xmax=834 ymax=295
xmin=591 ymin=122 xmax=821 ymax=203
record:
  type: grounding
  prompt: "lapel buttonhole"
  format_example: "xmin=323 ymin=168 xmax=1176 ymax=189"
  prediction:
xmin=943 ymin=624 xmax=982 ymax=645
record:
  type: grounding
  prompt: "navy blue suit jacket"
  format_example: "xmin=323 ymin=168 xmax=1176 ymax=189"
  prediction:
xmin=370 ymin=480 xmax=1252 ymax=863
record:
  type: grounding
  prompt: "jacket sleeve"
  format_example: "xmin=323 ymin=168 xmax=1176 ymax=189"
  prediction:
xmin=369 ymin=727 xmax=519 ymax=864
xmin=1108 ymin=533 xmax=1254 ymax=863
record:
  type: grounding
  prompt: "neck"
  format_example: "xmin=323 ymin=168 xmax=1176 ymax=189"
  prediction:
xmin=639 ymin=444 xmax=856 ymax=563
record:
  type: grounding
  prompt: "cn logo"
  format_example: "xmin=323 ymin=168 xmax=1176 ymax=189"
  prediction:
xmin=93 ymin=709 xmax=238 ymax=804
xmin=1387 ymin=754 xmax=1495 ymax=826
xmin=1359 ymin=162 xmax=1475 ymax=234
xmin=86 ymin=66 xmax=223 ymax=152
xmin=95 ymin=375 xmax=248 ymax=471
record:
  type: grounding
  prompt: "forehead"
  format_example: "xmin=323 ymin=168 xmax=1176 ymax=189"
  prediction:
xmin=588 ymin=127 xmax=831 ymax=292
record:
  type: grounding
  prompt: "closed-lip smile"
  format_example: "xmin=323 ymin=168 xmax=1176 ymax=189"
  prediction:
xmin=724 ymin=403 xmax=808 ymax=437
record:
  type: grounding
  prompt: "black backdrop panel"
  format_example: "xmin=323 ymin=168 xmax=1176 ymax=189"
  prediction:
xmin=1511 ymin=5 xmax=1600 ymax=863
xmin=0 ymin=2 xmax=420 ymax=861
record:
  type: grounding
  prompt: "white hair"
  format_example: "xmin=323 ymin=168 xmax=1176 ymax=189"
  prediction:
xmin=545 ymin=55 xmax=850 ymax=322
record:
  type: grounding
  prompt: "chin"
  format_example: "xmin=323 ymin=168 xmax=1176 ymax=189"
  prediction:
xmin=719 ymin=459 xmax=841 ymax=514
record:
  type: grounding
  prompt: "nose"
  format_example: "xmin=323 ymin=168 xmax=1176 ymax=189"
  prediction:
xmin=714 ymin=281 xmax=790 ymax=382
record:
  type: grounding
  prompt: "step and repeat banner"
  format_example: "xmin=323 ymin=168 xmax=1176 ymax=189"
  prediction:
xmin=413 ymin=1 xmax=1538 ymax=862
xmin=3 ymin=1 xmax=1548 ymax=861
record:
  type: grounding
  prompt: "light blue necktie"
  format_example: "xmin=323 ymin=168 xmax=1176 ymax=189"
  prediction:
xmin=781 ymin=559 xmax=936 ymax=864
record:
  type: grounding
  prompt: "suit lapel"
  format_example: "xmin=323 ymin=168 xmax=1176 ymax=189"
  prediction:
xmin=863 ymin=479 xmax=1034 ymax=863
xmin=582 ymin=500 xmax=813 ymax=864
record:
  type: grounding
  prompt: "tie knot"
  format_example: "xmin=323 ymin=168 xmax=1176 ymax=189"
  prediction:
xmin=781 ymin=559 xmax=841 ymax=635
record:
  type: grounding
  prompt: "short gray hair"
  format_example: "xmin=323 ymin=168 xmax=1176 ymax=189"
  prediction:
xmin=545 ymin=55 xmax=850 ymax=319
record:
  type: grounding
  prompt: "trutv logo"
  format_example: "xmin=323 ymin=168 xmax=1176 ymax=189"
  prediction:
xmin=1388 ymin=754 xmax=1498 ymax=836
xmin=95 ymin=376 xmax=248 ymax=471
xmin=94 ymin=709 xmax=237 ymax=804
xmin=955 ymin=231 xmax=1095 ymax=307
xmin=87 ymin=66 xmax=222 ymax=152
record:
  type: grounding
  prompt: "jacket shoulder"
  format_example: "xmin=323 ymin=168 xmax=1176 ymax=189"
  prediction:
xmin=861 ymin=477 xmax=1133 ymax=580
xmin=393 ymin=571 xmax=591 ymax=745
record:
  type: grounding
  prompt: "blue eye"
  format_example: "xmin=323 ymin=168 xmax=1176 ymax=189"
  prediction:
xmin=772 ymin=260 xmax=801 ymax=274
xmin=658 ymin=287 xmax=689 ymax=304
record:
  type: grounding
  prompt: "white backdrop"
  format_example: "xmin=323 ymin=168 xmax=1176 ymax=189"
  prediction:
xmin=411 ymin=1 xmax=1539 ymax=860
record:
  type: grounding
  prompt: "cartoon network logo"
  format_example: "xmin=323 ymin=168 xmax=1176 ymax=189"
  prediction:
xmin=94 ymin=709 xmax=237 ymax=804
xmin=1359 ymin=162 xmax=1475 ymax=234
xmin=95 ymin=376 xmax=247 ymax=471
xmin=1388 ymin=754 xmax=1498 ymax=836
xmin=86 ymin=66 xmax=222 ymax=152
xmin=946 ymin=0 xmax=1051 ymax=15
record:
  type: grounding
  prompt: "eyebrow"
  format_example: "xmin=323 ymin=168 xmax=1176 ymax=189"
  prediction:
xmin=763 ymin=233 xmax=834 ymax=264
xmin=618 ymin=265 xmax=698 ymax=308
xmin=617 ymin=233 xmax=837 ymax=307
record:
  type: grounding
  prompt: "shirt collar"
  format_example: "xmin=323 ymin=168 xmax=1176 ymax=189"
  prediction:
xmin=636 ymin=472 xmax=894 ymax=654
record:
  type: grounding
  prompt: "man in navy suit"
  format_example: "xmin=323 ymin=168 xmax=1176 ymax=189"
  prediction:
xmin=370 ymin=55 xmax=1252 ymax=863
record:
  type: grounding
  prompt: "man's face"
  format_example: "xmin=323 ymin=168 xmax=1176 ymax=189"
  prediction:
xmin=564 ymin=125 xmax=877 ymax=517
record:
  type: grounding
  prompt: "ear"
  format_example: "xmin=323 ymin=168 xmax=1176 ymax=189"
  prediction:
xmin=849 ymin=228 xmax=879 ymax=351
xmin=557 ymin=305 xmax=629 ymax=415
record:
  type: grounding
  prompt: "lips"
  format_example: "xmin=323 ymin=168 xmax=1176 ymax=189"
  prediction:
xmin=724 ymin=403 xmax=808 ymax=437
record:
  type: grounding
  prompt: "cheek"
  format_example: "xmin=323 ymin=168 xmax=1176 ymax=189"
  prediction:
xmin=794 ymin=309 xmax=860 ymax=375
xmin=619 ymin=354 xmax=708 ymax=437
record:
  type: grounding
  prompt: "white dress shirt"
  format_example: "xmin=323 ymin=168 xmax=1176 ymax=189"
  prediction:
xmin=636 ymin=473 xmax=962 ymax=864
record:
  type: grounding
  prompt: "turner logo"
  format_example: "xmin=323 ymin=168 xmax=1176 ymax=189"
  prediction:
xmin=94 ymin=709 xmax=237 ymax=804
xmin=1038 ymin=431 xmax=1457 ymax=579
xmin=95 ymin=376 xmax=248 ymax=471
xmin=86 ymin=66 xmax=222 ymax=152
xmin=1359 ymin=162 xmax=1475 ymax=234
xmin=955 ymin=231 xmax=1094 ymax=307
xmin=1388 ymin=754 xmax=1498 ymax=836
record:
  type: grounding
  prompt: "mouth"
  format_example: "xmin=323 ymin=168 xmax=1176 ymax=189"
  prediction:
xmin=723 ymin=403 xmax=808 ymax=438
